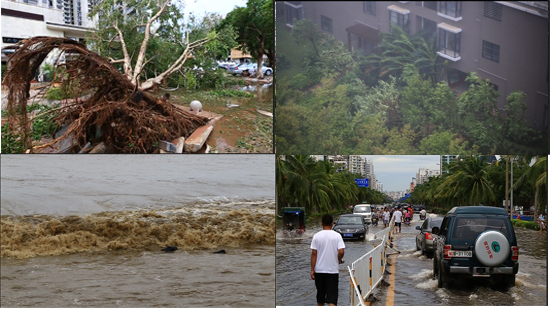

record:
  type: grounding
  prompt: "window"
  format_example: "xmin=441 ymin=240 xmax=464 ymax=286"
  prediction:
xmin=439 ymin=1 xmax=462 ymax=18
xmin=321 ymin=15 xmax=332 ymax=33
xmin=484 ymin=1 xmax=502 ymax=21
xmin=482 ymin=40 xmax=500 ymax=62
xmin=418 ymin=16 xmax=437 ymax=39
xmin=390 ymin=10 xmax=409 ymax=33
xmin=363 ymin=1 xmax=376 ymax=15
xmin=284 ymin=1 xmax=303 ymax=27
xmin=417 ymin=1 xmax=437 ymax=10
xmin=438 ymin=28 xmax=461 ymax=59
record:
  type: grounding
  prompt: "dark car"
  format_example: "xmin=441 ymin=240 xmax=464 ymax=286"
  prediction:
xmin=415 ymin=217 xmax=443 ymax=258
xmin=432 ymin=206 xmax=518 ymax=289
xmin=413 ymin=205 xmax=424 ymax=213
xmin=332 ymin=214 xmax=369 ymax=240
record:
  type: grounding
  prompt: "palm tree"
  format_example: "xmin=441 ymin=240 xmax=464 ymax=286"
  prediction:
xmin=439 ymin=156 xmax=496 ymax=206
xmin=513 ymin=155 xmax=547 ymax=218
xmin=282 ymin=155 xmax=332 ymax=214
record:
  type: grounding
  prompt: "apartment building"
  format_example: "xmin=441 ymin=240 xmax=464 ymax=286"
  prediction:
xmin=279 ymin=1 xmax=548 ymax=132
xmin=1 ymin=0 xmax=97 ymax=62
xmin=416 ymin=167 xmax=441 ymax=184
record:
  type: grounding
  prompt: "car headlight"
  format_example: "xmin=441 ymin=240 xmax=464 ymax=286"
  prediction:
xmin=357 ymin=228 xmax=365 ymax=233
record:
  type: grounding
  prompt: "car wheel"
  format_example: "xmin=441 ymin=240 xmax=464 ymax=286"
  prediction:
xmin=493 ymin=274 xmax=515 ymax=288
xmin=420 ymin=242 xmax=425 ymax=257
xmin=433 ymin=257 xmax=438 ymax=280
xmin=265 ymin=70 xmax=272 ymax=76
xmin=416 ymin=238 xmax=420 ymax=251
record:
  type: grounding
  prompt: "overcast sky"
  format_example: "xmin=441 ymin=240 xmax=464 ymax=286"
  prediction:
xmin=361 ymin=155 xmax=441 ymax=192
xmin=182 ymin=0 xmax=247 ymax=19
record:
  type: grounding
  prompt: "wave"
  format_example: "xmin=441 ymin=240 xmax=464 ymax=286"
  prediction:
xmin=1 ymin=202 xmax=275 ymax=259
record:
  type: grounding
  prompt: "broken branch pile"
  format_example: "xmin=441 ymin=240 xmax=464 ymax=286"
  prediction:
xmin=4 ymin=37 xmax=209 ymax=153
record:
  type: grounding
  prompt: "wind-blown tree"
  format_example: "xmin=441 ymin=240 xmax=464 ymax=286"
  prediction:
xmin=513 ymin=156 xmax=547 ymax=218
xmin=223 ymin=0 xmax=274 ymax=78
xmin=88 ymin=0 xmax=235 ymax=91
xmin=438 ymin=156 xmax=496 ymax=206
xmin=290 ymin=18 xmax=321 ymax=58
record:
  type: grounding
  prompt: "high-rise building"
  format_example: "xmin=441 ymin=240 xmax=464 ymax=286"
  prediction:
xmin=1 ymin=0 xmax=97 ymax=62
xmin=279 ymin=1 xmax=548 ymax=132
xmin=416 ymin=167 xmax=441 ymax=185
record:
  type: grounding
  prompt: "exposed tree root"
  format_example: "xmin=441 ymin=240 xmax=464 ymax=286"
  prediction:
xmin=4 ymin=37 xmax=209 ymax=153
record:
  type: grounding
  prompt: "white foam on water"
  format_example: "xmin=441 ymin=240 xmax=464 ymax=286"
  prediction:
xmin=469 ymin=294 xmax=478 ymax=300
xmin=517 ymin=271 xmax=531 ymax=278
xmin=435 ymin=288 xmax=449 ymax=299
xmin=415 ymin=278 xmax=438 ymax=290
xmin=515 ymin=278 xmax=546 ymax=289
xmin=411 ymin=269 xmax=433 ymax=281
xmin=418 ymin=255 xmax=428 ymax=261
xmin=511 ymin=292 xmax=521 ymax=301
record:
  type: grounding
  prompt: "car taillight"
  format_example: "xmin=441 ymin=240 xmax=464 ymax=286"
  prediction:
xmin=425 ymin=232 xmax=433 ymax=240
xmin=512 ymin=246 xmax=518 ymax=261
xmin=444 ymin=245 xmax=451 ymax=259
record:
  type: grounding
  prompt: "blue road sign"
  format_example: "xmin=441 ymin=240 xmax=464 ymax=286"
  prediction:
xmin=354 ymin=178 xmax=369 ymax=187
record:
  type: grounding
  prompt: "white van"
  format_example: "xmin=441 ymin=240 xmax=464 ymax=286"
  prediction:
xmin=353 ymin=204 xmax=372 ymax=224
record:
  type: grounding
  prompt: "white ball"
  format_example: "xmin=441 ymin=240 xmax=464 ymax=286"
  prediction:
xmin=190 ymin=100 xmax=202 ymax=112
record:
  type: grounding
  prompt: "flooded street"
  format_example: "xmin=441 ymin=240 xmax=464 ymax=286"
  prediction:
xmin=276 ymin=216 xmax=547 ymax=306
xmin=1 ymin=155 xmax=275 ymax=307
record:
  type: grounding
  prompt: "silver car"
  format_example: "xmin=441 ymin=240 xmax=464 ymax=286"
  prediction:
xmin=415 ymin=217 xmax=443 ymax=258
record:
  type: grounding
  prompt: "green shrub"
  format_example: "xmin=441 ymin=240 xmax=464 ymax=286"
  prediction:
xmin=185 ymin=71 xmax=198 ymax=90
xmin=208 ymin=89 xmax=253 ymax=98
xmin=511 ymin=219 xmax=539 ymax=230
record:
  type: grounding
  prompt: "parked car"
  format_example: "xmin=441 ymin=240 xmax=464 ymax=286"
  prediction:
xmin=353 ymin=204 xmax=372 ymax=224
xmin=413 ymin=205 xmax=424 ymax=213
xmin=243 ymin=63 xmax=273 ymax=76
xmin=432 ymin=206 xmax=518 ymax=289
xmin=332 ymin=214 xmax=369 ymax=240
xmin=415 ymin=217 xmax=443 ymax=258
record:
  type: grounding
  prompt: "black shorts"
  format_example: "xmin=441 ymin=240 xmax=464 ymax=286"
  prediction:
xmin=314 ymin=272 xmax=339 ymax=305
xmin=395 ymin=222 xmax=401 ymax=228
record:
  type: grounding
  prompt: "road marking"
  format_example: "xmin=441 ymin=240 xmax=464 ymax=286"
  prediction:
xmin=385 ymin=255 xmax=396 ymax=306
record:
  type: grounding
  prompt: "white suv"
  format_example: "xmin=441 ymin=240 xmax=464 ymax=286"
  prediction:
xmin=353 ymin=204 xmax=372 ymax=224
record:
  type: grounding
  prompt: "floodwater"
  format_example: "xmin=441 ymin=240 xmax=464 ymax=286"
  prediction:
xmin=276 ymin=216 xmax=548 ymax=306
xmin=206 ymin=84 xmax=273 ymax=153
xmin=1 ymin=154 xmax=275 ymax=307
xmin=276 ymin=224 xmax=381 ymax=306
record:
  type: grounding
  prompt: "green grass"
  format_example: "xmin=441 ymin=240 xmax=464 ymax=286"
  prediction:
xmin=276 ymin=19 xmax=309 ymax=81
xmin=511 ymin=219 xmax=539 ymax=231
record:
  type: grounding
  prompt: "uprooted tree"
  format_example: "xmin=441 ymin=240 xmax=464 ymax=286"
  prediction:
xmin=3 ymin=37 xmax=209 ymax=153
xmin=88 ymin=0 xmax=236 ymax=91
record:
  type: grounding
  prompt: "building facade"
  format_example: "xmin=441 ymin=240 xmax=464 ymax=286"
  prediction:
xmin=280 ymin=1 xmax=548 ymax=132
xmin=416 ymin=167 xmax=441 ymax=185
xmin=1 ymin=0 xmax=97 ymax=62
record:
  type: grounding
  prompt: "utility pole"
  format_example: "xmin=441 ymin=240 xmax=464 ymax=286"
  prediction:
xmin=505 ymin=156 xmax=509 ymax=216
xmin=510 ymin=158 xmax=514 ymax=220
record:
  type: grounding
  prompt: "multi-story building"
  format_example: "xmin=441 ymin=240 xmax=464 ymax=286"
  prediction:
xmin=1 ymin=0 xmax=97 ymax=63
xmin=279 ymin=1 xmax=548 ymax=132
xmin=327 ymin=155 xmax=349 ymax=173
xmin=416 ymin=167 xmax=441 ymax=185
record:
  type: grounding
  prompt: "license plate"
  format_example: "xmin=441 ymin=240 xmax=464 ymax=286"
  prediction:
xmin=449 ymin=250 xmax=472 ymax=257
xmin=344 ymin=233 xmax=353 ymax=237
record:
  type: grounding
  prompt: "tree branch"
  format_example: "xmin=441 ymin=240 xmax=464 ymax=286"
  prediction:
xmin=113 ymin=20 xmax=133 ymax=79
xmin=131 ymin=0 xmax=171 ymax=85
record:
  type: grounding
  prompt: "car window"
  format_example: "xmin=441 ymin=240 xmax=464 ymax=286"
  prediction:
xmin=421 ymin=220 xmax=428 ymax=230
xmin=440 ymin=217 xmax=450 ymax=237
xmin=452 ymin=217 xmax=510 ymax=239
xmin=429 ymin=219 xmax=443 ymax=229
xmin=339 ymin=217 xmax=362 ymax=225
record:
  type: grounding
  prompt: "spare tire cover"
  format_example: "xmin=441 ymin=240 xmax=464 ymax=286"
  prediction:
xmin=474 ymin=230 xmax=510 ymax=266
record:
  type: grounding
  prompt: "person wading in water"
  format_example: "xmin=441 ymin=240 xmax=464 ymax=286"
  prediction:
xmin=311 ymin=214 xmax=345 ymax=306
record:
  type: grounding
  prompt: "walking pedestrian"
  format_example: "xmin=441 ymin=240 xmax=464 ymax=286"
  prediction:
xmin=404 ymin=208 xmax=411 ymax=226
xmin=311 ymin=214 xmax=345 ymax=306
xmin=383 ymin=207 xmax=390 ymax=228
xmin=392 ymin=208 xmax=403 ymax=233
xmin=539 ymin=212 xmax=546 ymax=233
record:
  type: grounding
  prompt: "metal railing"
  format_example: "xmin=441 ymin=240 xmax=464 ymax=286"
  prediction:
xmin=348 ymin=217 xmax=395 ymax=306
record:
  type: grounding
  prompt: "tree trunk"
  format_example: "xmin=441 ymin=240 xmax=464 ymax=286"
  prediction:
xmin=310 ymin=38 xmax=320 ymax=58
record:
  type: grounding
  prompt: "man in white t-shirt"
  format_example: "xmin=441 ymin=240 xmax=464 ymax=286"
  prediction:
xmin=392 ymin=208 xmax=403 ymax=233
xmin=311 ymin=214 xmax=345 ymax=306
xmin=383 ymin=207 xmax=390 ymax=227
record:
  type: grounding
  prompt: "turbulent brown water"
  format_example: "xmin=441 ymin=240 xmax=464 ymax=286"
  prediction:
xmin=1 ymin=154 xmax=276 ymax=307
xmin=1 ymin=203 xmax=275 ymax=259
